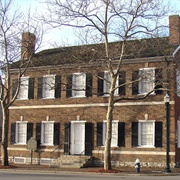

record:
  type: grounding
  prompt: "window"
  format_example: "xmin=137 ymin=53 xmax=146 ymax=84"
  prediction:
xmin=66 ymin=73 xmax=92 ymax=98
xmin=138 ymin=68 xmax=155 ymax=95
xmin=17 ymin=77 xmax=29 ymax=99
xmin=139 ymin=121 xmax=155 ymax=147
xmin=72 ymin=73 xmax=86 ymax=97
xmin=176 ymin=70 xmax=180 ymax=97
xmin=38 ymin=75 xmax=61 ymax=99
xmin=132 ymin=121 xmax=162 ymax=148
xmin=97 ymin=121 xmax=125 ymax=147
xmin=98 ymin=71 xmax=126 ymax=96
xmin=10 ymin=122 xmax=33 ymax=145
xmin=177 ymin=121 xmax=180 ymax=147
xmin=13 ymin=77 xmax=34 ymax=100
xmin=42 ymin=75 xmax=55 ymax=98
xmin=16 ymin=122 xmax=27 ymax=144
xmin=41 ymin=122 xmax=54 ymax=145
xmin=103 ymin=71 xmax=118 ymax=96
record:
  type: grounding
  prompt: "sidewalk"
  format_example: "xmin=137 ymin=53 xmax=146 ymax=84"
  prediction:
xmin=1 ymin=164 xmax=180 ymax=176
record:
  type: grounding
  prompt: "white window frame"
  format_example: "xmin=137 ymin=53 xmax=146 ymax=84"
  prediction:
xmin=42 ymin=75 xmax=55 ymax=99
xmin=72 ymin=73 xmax=86 ymax=98
xmin=102 ymin=120 xmax=119 ymax=147
xmin=15 ymin=121 xmax=28 ymax=145
xmin=17 ymin=77 xmax=29 ymax=100
xmin=138 ymin=68 xmax=155 ymax=95
xmin=176 ymin=70 xmax=180 ymax=97
xmin=138 ymin=120 xmax=155 ymax=148
xmin=103 ymin=71 xmax=118 ymax=96
xmin=177 ymin=121 xmax=180 ymax=148
xmin=41 ymin=121 xmax=54 ymax=146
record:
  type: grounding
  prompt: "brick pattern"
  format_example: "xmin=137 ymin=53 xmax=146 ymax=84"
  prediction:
xmin=8 ymin=57 xmax=178 ymax=167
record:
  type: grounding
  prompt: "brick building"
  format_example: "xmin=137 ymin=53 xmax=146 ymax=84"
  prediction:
xmin=7 ymin=15 xmax=180 ymax=167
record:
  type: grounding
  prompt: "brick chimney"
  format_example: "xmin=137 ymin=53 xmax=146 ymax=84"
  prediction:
xmin=21 ymin=32 xmax=36 ymax=59
xmin=169 ymin=15 xmax=180 ymax=45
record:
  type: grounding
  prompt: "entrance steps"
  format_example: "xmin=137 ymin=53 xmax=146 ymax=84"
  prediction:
xmin=50 ymin=155 xmax=93 ymax=168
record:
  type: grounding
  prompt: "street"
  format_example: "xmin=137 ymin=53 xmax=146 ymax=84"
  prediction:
xmin=0 ymin=171 xmax=179 ymax=180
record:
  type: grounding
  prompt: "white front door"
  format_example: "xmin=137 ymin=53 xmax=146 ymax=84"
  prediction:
xmin=71 ymin=122 xmax=85 ymax=155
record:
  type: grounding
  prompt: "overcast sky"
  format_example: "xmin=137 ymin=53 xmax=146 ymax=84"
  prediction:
xmin=15 ymin=0 xmax=180 ymax=51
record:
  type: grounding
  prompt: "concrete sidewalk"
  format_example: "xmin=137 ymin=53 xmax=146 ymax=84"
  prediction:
xmin=0 ymin=164 xmax=180 ymax=176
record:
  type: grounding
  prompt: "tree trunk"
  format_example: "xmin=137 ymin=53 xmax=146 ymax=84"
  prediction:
xmin=104 ymin=93 xmax=114 ymax=170
xmin=1 ymin=102 xmax=9 ymax=166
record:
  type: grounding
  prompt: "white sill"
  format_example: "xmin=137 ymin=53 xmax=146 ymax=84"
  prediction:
xmin=137 ymin=146 xmax=155 ymax=148
xmin=41 ymin=144 xmax=54 ymax=146
xmin=138 ymin=93 xmax=156 ymax=96
xmin=42 ymin=97 xmax=55 ymax=99
xmin=71 ymin=96 xmax=86 ymax=98
xmin=103 ymin=94 xmax=119 ymax=97
xmin=16 ymin=98 xmax=29 ymax=100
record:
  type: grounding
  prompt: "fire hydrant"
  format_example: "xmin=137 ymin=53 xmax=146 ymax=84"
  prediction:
xmin=135 ymin=158 xmax=140 ymax=173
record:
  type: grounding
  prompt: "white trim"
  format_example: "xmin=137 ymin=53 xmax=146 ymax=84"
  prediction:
xmin=8 ymin=147 xmax=63 ymax=152
xmin=14 ymin=157 xmax=26 ymax=164
xmin=71 ymin=120 xmax=86 ymax=123
xmin=93 ymin=150 xmax=175 ymax=156
xmin=138 ymin=120 xmax=155 ymax=148
xmin=177 ymin=121 xmax=180 ymax=148
xmin=173 ymin=45 xmax=180 ymax=57
xmin=70 ymin=121 xmax=85 ymax=155
xmin=15 ymin=121 xmax=28 ymax=145
xmin=43 ymin=74 xmax=56 ymax=77
xmin=9 ymin=101 xmax=175 ymax=110
xmin=41 ymin=121 xmax=54 ymax=146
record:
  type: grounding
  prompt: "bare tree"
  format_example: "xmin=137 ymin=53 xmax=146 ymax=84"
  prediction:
xmin=0 ymin=0 xmax=42 ymax=166
xmin=43 ymin=0 xmax=170 ymax=170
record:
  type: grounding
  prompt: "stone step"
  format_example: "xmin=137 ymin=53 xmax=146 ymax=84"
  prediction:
xmin=50 ymin=155 xmax=92 ymax=168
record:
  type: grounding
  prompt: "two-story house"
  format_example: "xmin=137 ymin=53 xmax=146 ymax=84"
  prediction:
xmin=7 ymin=15 xmax=180 ymax=168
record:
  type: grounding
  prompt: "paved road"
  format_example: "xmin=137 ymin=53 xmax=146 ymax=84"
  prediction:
xmin=0 ymin=172 xmax=180 ymax=180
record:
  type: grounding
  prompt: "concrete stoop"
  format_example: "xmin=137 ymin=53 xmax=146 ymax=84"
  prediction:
xmin=50 ymin=155 xmax=92 ymax=168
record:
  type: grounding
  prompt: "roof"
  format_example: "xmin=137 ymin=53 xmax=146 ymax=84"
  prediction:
xmin=12 ymin=37 xmax=178 ymax=68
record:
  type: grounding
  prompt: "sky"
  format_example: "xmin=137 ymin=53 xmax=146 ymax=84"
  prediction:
xmin=15 ymin=0 xmax=180 ymax=51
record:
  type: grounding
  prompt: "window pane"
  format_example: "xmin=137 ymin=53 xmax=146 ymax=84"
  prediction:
xmin=43 ymin=76 xmax=55 ymax=98
xmin=17 ymin=123 xmax=27 ymax=144
xmin=139 ymin=68 xmax=155 ymax=94
xmin=72 ymin=73 xmax=86 ymax=97
xmin=111 ymin=122 xmax=118 ymax=146
xmin=42 ymin=123 xmax=53 ymax=145
xmin=140 ymin=122 xmax=153 ymax=146
xmin=103 ymin=121 xmax=118 ymax=147
xmin=17 ymin=77 xmax=29 ymax=99
xmin=103 ymin=71 xmax=118 ymax=95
